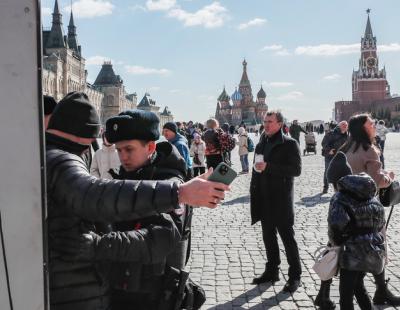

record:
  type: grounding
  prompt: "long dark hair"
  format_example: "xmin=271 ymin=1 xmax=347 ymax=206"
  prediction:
xmin=340 ymin=114 xmax=372 ymax=153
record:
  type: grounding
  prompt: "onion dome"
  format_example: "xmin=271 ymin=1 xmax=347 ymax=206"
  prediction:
xmin=218 ymin=87 xmax=230 ymax=102
xmin=231 ymin=88 xmax=242 ymax=101
xmin=257 ymin=86 xmax=266 ymax=99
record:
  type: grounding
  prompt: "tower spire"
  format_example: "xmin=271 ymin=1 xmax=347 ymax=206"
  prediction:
xmin=67 ymin=2 xmax=81 ymax=56
xmin=46 ymin=0 xmax=66 ymax=48
xmin=364 ymin=9 xmax=373 ymax=39
xmin=240 ymin=58 xmax=250 ymax=86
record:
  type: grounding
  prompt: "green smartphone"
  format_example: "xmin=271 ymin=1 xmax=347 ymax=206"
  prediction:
xmin=208 ymin=162 xmax=237 ymax=185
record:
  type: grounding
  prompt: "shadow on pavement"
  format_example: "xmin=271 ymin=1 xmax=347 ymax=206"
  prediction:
xmin=211 ymin=283 xmax=291 ymax=309
xmin=222 ymin=195 xmax=250 ymax=206
xmin=295 ymin=193 xmax=331 ymax=208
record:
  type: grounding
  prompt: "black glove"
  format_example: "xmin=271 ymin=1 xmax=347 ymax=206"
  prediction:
xmin=51 ymin=231 xmax=100 ymax=262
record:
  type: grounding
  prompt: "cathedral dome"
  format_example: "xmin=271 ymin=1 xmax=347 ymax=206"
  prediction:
xmin=218 ymin=87 xmax=230 ymax=102
xmin=257 ymin=86 xmax=266 ymax=99
xmin=231 ymin=88 xmax=242 ymax=101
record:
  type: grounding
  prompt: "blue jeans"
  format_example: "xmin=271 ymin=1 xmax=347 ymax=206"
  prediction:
xmin=240 ymin=154 xmax=249 ymax=172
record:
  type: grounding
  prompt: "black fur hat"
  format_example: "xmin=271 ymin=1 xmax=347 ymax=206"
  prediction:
xmin=106 ymin=109 xmax=160 ymax=143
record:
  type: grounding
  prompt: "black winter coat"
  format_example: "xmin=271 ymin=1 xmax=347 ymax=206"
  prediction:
xmin=107 ymin=141 xmax=187 ymax=292
xmin=321 ymin=127 xmax=348 ymax=159
xmin=250 ymin=130 xmax=302 ymax=225
xmin=46 ymin=134 xmax=181 ymax=310
xmin=328 ymin=173 xmax=386 ymax=274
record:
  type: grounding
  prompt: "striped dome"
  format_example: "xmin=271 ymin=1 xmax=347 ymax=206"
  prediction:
xmin=231 ymin=88 xmax=242 ymax=101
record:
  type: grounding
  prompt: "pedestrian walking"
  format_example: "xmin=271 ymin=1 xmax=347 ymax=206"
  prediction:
xmin=250 ymin=111 xmax=302 ymax=293
xmin=289 ymin=120 xmax=307 ymax=143
xmin=190 ymin=133 xmax=206 ymax=177
xmin=328 ymin=166 xmax=386 ymax=310
xmin=315 ymin=113 xmax=400 ymax=308
xmin=321 ymin=121 xmax=348 ymax=193
xmin=237 ymin=127 xmax=249 ymax=173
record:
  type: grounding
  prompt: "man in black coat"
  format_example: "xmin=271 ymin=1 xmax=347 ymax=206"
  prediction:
xmin=321 ymin=121 xmax=348 ymax=193
xmin=250 ymin=111 xmax=302 ymax=293
xmin=46 ymin=92 xmax=229 ymax=310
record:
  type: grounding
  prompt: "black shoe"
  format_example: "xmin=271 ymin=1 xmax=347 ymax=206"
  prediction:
xmin=322 ymin=188 xmax=328 ymax=194
xmin=282 ymin=279 xmax=301 ymax=293
xmin=373 ymin=280 xmax=400 ymax=306
xmin=252 ymin=270 xmax=280 ymax=285
xmin=315 ymin=295 xmax=336 ymax=309
xmin=315 ymin=282 xmax=336 ymax=309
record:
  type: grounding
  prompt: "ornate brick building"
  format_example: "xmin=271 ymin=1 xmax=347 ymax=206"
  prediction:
xmin=215 ymin=60 xmax=268 ymax=127
xmin=335 ymin=11 xmax=400 ymax=122
xmin=42 ymin=0 xmax=173 ymax=126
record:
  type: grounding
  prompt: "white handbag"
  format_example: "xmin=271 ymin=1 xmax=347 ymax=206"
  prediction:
xmin=312 ymin=245 xmax=341 ymax=281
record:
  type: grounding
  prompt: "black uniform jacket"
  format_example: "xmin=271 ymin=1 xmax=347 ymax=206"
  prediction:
xmin=107 ymin=141 xmax=187 ymax=292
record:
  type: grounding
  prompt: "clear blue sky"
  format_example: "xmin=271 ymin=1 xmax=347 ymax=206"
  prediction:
xmin=41 ymin=0 xmax=400 ymax=122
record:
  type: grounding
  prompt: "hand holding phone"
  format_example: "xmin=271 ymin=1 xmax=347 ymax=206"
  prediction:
xmin=207 ymin=162 xmax=237 ymax=185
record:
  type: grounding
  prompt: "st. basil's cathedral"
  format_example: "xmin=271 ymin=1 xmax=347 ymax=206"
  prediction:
xmin=215 ymin=60 xmax=268 ymax=127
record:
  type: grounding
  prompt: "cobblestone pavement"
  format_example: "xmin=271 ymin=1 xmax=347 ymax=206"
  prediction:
xmin=186 ymin=132 xmax=400 ymax=310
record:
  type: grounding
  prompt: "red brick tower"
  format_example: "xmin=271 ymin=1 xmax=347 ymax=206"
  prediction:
xmin=352 ymin=10 xmax=390 ymax=105
xmin=238 ymin=59 xmax=253 ymax=105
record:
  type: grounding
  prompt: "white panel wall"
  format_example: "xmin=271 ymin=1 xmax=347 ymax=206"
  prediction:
xmin=0 ymin=1 xmax=46 ymax=309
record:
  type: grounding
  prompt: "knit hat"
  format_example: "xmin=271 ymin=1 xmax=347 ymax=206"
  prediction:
xmin=47 ymin=92 xmax=101 ymax=138
xmin=326 ymin=151 xmax=353 ymax=185
xmin=105 ymin=109 xmax=160 ymax=143
xmin=163 ymin=122 xmax=178 ymax=134
xmin=44 ymin=95 xmax=57 ymax=115
xmin=238 ymin=127 xmax=246 ymax=135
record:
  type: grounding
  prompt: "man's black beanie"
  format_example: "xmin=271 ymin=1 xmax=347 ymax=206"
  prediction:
xmin=47 ymin=91 xmax=101 ymax=138
xmin=105 ymin=109 xmax=160 ymax=143
xmin=163 ymin=122 xmax=178 ymax=134
xmin=327 ymin=151 xmax=353 ymax=185
xmin=44 ymin=95 xmax=57 ymax=115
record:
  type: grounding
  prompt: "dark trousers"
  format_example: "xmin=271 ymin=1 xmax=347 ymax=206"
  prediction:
xmin=261 ymin=219 xmax=302 ymax=280
xmin=323 ymin=157 xmax=332 ymax=190
xmin=339 ymin=269 xmax=372 ymax=310
xmin=193 ymin=166 xmax=206 ymax=177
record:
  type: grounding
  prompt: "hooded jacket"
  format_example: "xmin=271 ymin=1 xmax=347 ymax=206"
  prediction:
xmin=169 ymin=133 xmax=192 ymax=169
xmin=328 ymin=173 xmax=386 ymax=274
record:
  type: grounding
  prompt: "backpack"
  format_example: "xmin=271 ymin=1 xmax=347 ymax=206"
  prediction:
xmin=247 ymin=137 xmax=254 ymax=152
xmin=218 ymin=131 xmax=235 ymax=153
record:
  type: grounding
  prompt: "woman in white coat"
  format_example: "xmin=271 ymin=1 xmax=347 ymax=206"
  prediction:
xmin=190 ymin=133 xmax=206 ymax=177
xmin=238 ymin=127 xmax=249 ymax=173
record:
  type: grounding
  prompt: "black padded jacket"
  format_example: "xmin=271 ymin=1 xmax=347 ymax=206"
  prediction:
xmin=328 ymin=173 xmax=386 ymax=274
xmin=46 ymin=133 xmax=180 ymax=310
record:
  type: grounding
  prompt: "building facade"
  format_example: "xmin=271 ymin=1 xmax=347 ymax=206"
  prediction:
xmin=215 ymin=60 xmax=268 ymax=127
xmin=335 ymin=11 xmax=400 ymax=122
xmin=42 ymin=0 xmax=172 ymax=126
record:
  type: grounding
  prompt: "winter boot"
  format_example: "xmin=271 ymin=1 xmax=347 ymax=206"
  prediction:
xmin=373 ymin=272 xmax=400 ymax=306
xmin=315 ymin=279 xmax=336 ymax=309
xmin=252 ymin=266 xmax=279 ymax=285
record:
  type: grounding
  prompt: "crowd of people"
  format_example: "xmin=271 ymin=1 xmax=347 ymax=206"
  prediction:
xmin=43 ymin=91 xmax=398 ymax=310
